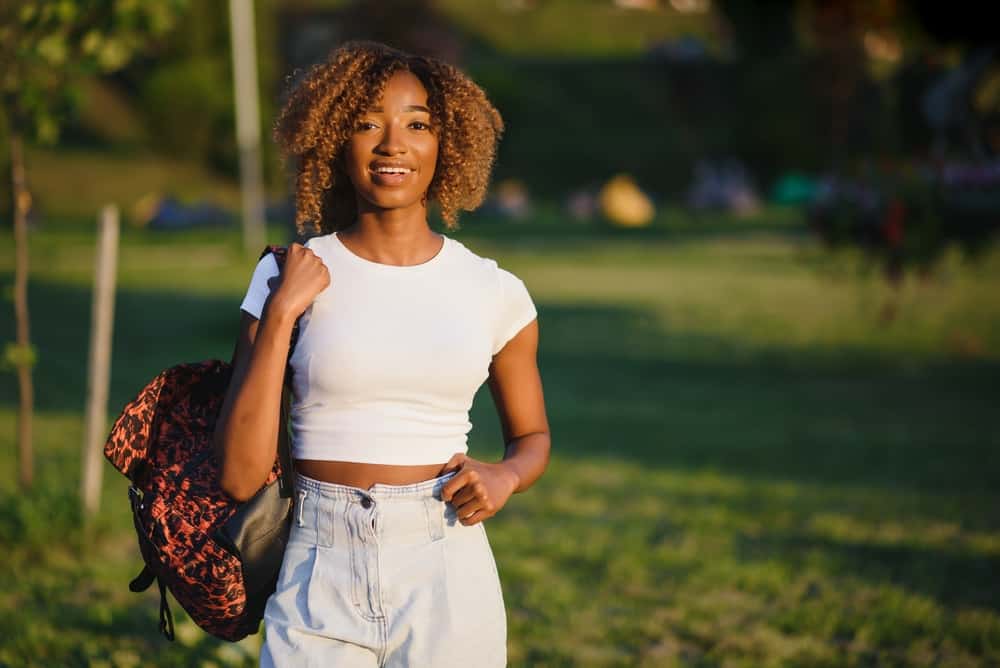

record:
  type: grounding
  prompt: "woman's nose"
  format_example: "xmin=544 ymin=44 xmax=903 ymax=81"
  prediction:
xmin=376 ymin=122 xmax=406 ymax=155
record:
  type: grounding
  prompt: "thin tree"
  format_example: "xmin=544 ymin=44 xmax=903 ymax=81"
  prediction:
xmin=0 ymin=1 xmax=187 ymax=490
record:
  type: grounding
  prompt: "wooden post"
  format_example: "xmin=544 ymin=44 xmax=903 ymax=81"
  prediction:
xmin=81 ymin=204 xmax=119 ymax=518
xmin=229 ymin=0 xmax=267 ymax=256
xmin=10 ymin=128 xmax=35 ymax=490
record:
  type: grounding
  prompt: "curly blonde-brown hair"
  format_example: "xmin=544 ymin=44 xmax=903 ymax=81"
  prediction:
xmin=273 ymin=41 xmax=504 ymax=235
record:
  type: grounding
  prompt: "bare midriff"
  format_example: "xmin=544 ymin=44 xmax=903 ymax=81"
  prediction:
xmin=294 ymin=459 xmax=450 ymax=491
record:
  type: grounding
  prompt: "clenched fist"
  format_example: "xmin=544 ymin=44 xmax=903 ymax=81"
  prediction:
xmin=267 ymin=243 xmax=331 ymax=320
xmin=440 ymin=453 xmax=520 ymax=526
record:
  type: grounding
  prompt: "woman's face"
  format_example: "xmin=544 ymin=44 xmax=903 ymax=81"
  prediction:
xmin=345 ymin=69 xmax=439 ymax=216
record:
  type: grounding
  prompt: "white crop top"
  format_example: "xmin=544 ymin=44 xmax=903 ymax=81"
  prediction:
xmin=239 ymin=232 xmax=537 ymax=465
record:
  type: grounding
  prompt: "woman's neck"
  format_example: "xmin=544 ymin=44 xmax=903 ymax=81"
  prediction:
xmin=339 ymin=206 xmax=443 ymax=267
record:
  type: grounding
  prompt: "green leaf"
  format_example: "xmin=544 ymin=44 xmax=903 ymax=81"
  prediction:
xmin=116 ymin=0 xmax=141 ymax=13
xmin=2 ymin=342 xmax=38 ymax=371
xmin=35 ymin=113 xmax=58 ymax=144
xmin=81 ymin=29 xmax=102 ymax=56
xmin=97 ymin=38 xmax=130 ymax=71
xmin=18 ymin=3 xmax=38 ymax=24
xmin=36 ymin=32 xmax=68 ymax=66
xmin=56 ymin=0 xmax=77 ymax=23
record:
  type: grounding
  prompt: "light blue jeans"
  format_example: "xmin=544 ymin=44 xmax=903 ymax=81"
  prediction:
xmin=260 ymin=471 xmax=507 ymax=667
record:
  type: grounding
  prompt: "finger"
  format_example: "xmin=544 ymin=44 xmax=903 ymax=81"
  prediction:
xmin=440 ymin=469 xmax=470 ymax=503
xmin=450 ymin=487 xmax=478 ymax=508
xmin=442 ymin=452 xmax=466 ymax=474
xmin=455 ymin=497 xmax=486 ymax=520
xmin=444 ymin=465 xmax=482 ymax=503
xmin=439 ymin=455 xmax=467 ymax=501
xmin=456 ymin=489 xmax=494 ymax=517
xmin=460 ymin=508 xmax=489 ymax=526
xmin=450 ymin=480 xmax=487 ymax=507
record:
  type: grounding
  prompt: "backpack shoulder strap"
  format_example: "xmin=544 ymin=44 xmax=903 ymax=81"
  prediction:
xmin=262 ymin=244 xmax=288 ymax=267
xmin=256 ymin=245 xmax=297 ymax=498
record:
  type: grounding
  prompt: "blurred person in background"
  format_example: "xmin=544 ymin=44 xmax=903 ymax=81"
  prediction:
xmin=213 ymin=41 xmax=550 ymax=667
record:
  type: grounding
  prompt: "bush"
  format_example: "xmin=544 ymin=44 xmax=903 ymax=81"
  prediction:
xmin=807 ymin=159 xmax=1000 ymax=280
xmin=139 ymin=58 xmax=236 ymax=174
xmin=470 ymin=56 xmax=826 ymax=200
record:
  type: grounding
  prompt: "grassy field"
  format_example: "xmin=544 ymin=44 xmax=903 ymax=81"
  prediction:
xmin=1 ymin=209 xmax=999 ymax=667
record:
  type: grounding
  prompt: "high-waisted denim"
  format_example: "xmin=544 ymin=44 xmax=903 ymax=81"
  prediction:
xmin=260 ymin=471 xmax=507 ymax=667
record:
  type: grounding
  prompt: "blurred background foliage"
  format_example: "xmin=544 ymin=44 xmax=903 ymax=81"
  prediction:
xmin=3 ymin=0 xmax=998 ymax=275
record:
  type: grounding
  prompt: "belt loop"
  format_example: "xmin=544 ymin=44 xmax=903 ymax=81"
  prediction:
xmin=297 ymin=490 xmax=308 ymax=527
xmin=423 ymin=496 xmax=445 ymax=541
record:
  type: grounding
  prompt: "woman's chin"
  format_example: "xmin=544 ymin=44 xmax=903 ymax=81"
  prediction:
xmin=360 ymin=192 xmax=427 ymax=214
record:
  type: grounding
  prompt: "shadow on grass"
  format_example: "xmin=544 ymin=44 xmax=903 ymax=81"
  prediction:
xmin=736 ymin=529 xmax=1000 ymax=612
xmin=479 ymin=302 xmax=1000 ymax=497
xmin=0 ymin=277 xmax=239 ymax=415
xmin=3 ymin=276 xmax=999 ymax=500
xmin=3 ymin=273 xmax=999 ymax=662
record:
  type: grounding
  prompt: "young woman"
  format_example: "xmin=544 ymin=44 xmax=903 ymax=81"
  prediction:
xmin=213 ymin=41 xmax=550 ymax=666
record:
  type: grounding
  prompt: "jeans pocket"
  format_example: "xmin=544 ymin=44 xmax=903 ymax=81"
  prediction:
xmin=424 ymin=497 xmax=446 ymax=542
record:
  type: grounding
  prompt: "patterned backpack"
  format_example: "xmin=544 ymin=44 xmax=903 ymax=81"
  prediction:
xmin=104 ymin=246 xmax=297 ymax=642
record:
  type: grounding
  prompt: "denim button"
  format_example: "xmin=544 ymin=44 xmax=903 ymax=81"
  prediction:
xmin=361 ymin=497 xmax=373 ymax=509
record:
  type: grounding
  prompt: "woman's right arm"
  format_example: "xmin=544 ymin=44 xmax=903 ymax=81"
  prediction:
xmin=214 ymin=243 xmax=329 ymax=501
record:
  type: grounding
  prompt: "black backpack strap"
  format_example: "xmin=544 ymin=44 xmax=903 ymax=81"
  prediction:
xmin=267 ymin=246 xmax=301 ymax=357
xmin=277 ymin=382 xmax=294 ymax=499
xmin=128 ymin=566 xmax=174 ymax=641
xmin=129 ymin=565 xmax=156 ymax=592
xmin=157 ymin=577 xmax=175 ymax=641
xmin=263 ymin=245 xmax=297 ymax=500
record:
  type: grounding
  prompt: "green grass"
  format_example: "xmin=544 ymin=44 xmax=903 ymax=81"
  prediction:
xmin=1 ymin=208 xmax=999 ymax=667
xmin=22 ymin=145 xmax=250 ymax=221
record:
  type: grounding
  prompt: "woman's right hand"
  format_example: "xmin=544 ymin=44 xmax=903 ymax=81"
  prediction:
xmin=267 ymin=242 xmax=331 ymax=319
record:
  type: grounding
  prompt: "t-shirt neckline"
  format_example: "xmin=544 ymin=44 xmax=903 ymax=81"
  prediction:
xmin=330 ymin=232 xmax=451 ymax=273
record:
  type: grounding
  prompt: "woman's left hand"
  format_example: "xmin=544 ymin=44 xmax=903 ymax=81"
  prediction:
xmin=439 ymin=453 xmax=519 ymax=526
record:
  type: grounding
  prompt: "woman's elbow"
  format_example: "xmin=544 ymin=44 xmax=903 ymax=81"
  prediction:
xmin=214 ymin=431 xmax=255 ymax=502
xmin=218 ymin=465 xmax=258 ymax=503
xmin=216 ymin=455 xmax=247 ymax=501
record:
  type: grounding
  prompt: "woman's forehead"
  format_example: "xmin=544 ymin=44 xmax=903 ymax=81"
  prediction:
xmin=369 ymin=70 xmax=430 ymax=110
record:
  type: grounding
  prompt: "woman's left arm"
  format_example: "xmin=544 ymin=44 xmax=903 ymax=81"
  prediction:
xmin=440 ymin=319 xmax=550 ymax=525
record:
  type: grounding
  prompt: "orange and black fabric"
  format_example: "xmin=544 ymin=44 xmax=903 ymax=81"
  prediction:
xmin=104 ymin=245 xmax=295 ymax=642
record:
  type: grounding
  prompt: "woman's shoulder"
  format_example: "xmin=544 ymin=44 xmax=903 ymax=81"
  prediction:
xmin=445 ymin=235 xmax=518 ymax=279
xmin=454 ymin=237 xmax=530 ymax=289
xmin=302 ymin=232 xmax=335 ymax=252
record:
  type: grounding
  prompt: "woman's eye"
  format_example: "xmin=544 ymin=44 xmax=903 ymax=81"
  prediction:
xmin=356 ymin=121 xmax=377 ymax=131
xmin=409 ymin=121 xmax=430 ymax=131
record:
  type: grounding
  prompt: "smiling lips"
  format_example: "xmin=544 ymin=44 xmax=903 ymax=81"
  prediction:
xmin=370 ymin=162 xmax=415 ymax=186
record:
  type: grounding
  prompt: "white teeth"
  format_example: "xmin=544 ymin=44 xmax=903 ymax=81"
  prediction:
xmin=374 ymin=167 xmax=410 ymax=174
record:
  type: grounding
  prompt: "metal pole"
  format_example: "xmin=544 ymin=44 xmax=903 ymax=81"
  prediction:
xmin=229 ymin=0 xmax=267 ymax=256
xmin=81 ymin=204 xmax=119 ymax=517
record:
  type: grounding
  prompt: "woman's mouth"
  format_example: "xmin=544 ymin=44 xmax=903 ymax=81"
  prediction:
xmin=369 ymin=165 xmax=415 ymax=186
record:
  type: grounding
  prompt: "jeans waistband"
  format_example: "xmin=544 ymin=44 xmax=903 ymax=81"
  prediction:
xmin=294 ymin=470 xmax=458 ymax=501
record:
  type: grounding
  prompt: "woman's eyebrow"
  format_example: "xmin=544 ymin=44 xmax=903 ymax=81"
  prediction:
xmin=369 ymin=105 xmax=431 ymax=113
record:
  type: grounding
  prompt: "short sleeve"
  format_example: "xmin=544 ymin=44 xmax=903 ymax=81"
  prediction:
xmin=492 ymin=268 xmax=538 ymax=355
xmin=239 ymin=253 xmax=280 ymax=319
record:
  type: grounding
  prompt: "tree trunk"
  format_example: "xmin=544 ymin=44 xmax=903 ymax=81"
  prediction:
xmin=10 ymin=128 xmax=34 ymax=490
